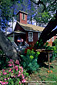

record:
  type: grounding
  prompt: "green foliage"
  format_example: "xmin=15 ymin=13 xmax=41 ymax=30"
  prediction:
xmin=20 ymin=49 xmax=40 ymax=73
xmin=34 ymin=11 xmax=51 ymax=24
xmin=51 ymin=46 xmax=57 ymax=61
xmin=51 ymin=39 xmax=57 ymax=61
xmin=0 ymin=50 xmax=10 ymax=69
xmin=53 ymin=39 xmax=57 ymax=45
xmin=34 ymin=39 xmax=44 ymax=49
xmin=23 ymin=69 xmax=29 ymax=77
xmin=0 ymin=0 xmax=12 ymax=20
xmin=33 ymin=0 xmax=57 ymax=24
xmin=43 ymin=42 xmax=53 ymax=50
xmin=0 ymin=59 xmax=26 ymax=85
xmin=44 ymin=42 xmax=57 ymax=62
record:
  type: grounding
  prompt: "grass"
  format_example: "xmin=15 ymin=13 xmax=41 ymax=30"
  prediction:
xmin=25 ymin=59 xmax=57 ymax=85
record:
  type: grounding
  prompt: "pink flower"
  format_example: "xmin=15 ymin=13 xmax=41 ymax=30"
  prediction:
xmin=3 ymin=72 xmax=7 ymax=75
xmin=0 ymin=81 xmax=2 ymax=84
xmin=15 ymin=66 xmax=18 ymax=71
xmin=22 ymin=79 xmax=26 ymax=83
xmin=13 ymin=63 xmax=15 ymax=67
xmin=21 ymin=68 xmax=23 ymax=72
xmin=1 ymin=81 xmax=8 ymax=85
xmin=16 ymin=68 xmax=18 ymax=71
xmin=11 ymin=71 xmax=13 ymax=73
xmin=15 ymin=60 xmax=19 ymax=65
xmin=9 ymin=68 xmax=12 ymax=72
xmin=4 ymin=78 xmax=6 ymax=81
xmin=19 ymin=71 xmax=21 ymax=74
xmin=0 ymin=74 xmax=1 ymax=76
xmin=8 ymin=63 xmax=12 ymax=66
xmin=13 ymin=75 xmax=16 ymax=78
xmin=2 ymin=69 xmax=5 ymax=72
xmin=18 ymin=71 xmax=21 ymax=77
xmin=15 ymin=66 xmax=18 ymax=68
xmin=8 ymin=59 xmax=14 ymax=64
xmin=10 ymin=59 xmax=13 ymax=62
xmin=1 ymin=81 xmax=6 ymax=85
xmin=19 ymin=81 xmax=21 ymax=84
xmin=19 ymin=66 xmax=23 ymax=72
xmin=22 ymin=74 xmax=24 ymax=79
xmin=7 ymin=78 xmax=10 ymax=80
xmin=19 ymin=66 xmax=23 ymax=69
xmin=5 ymin=82 xmax=8 ymax=84
xmin=18 ymin=74 xmax=20 ymax=77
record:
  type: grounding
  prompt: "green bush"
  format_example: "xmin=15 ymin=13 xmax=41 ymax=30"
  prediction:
xmin=0 ymin=50 xmax=9 ymax=69
xmin=51 ymin=46 xmax=57 ymax=61
xmin=20 ymin=49 xmax=40 ymax=73
xmin=44 ymin=42 xmax=57 ymax=62
xmin=0 ymin=59 xmax=26 ymax=85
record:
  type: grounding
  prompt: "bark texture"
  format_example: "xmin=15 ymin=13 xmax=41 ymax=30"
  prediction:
xmin=0 ymin=30 xmax=19 ymax=60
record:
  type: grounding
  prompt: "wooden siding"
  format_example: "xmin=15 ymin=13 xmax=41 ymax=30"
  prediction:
xmin=19 ymin=12 xmax=27 ymax=24
xmin=26 ymin=32 xmax=38 ymax=46
xmin=15 ymin=23 xmax=25 ymax=32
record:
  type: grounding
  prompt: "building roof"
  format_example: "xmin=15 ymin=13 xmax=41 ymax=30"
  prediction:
xmin=14 ymin=31 xmax=25 ymax=34
xmin=17 ymin=21 xmax=44 ymax=32
xmin=16 ymin=10 xmax=28 ymax=15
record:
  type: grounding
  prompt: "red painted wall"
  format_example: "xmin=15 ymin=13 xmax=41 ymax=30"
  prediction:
xmin=15 ymin=23 xmax=57 ymax=46
xmin=19 ymin=12 xmax=27 ymax=24
xmin=15 ymin=22 xmax=25 ymax=32
xmin=26 ymin=32 xmax=38 ymax=46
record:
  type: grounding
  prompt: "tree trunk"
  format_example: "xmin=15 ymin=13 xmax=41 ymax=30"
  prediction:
xmin=41 ymin=29 xmax=57 ymax=44
xmin=0 ymin=30 xmax=19 ymax=60
xmin=34 ymin=12 xmax=57 ymax=49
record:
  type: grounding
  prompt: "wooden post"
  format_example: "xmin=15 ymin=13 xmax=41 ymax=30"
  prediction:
xmin=48 ymin=52 xmax=50 ymax=71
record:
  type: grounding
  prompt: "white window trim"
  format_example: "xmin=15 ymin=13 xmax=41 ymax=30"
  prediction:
xmin=22 ymin=13 xmax=25 ymax=20
xmin=28 ymin=32 xmax=33 ymax=42
xmin=38 ymin=32 xmax=41 ymax=40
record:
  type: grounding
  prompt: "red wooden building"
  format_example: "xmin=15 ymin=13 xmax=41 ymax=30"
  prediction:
xmin=14 ymin=11 xmax=44 ymax=46
xmin=12 ymin=11 xmax=56 ymax=46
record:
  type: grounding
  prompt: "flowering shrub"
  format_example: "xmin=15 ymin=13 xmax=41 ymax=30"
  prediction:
xmin=21 ymin=49 xmax=40 ymax=73
xmin=0 ymin=59 xmax=26 ymax=85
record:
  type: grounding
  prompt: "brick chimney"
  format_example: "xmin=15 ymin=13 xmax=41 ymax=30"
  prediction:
xmin=17 ymin=10 xmax=28 ymax=24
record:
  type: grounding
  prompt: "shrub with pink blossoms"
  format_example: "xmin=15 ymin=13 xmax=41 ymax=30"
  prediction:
xmin=0 ymin=59 xmax=26 ymax=85
xmin=15 ymin=59 xmax=19 ymax=65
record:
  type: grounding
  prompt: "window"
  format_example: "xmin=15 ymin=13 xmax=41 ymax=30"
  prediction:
xmin=28 ymin=32 xmax=33 ymax=42
xmin=52 ymin=37 xmax=54 ymax=42
xmin=22 ymin=13 xmax=25 ymax=20
xmin=38 ymin=32 xmax=41 ymax=40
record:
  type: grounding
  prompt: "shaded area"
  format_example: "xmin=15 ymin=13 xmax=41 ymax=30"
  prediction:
xmin=34 ymin=11 xmax=57 ymax=49
xmin=37 ymin=52 xmax=53 ymax=68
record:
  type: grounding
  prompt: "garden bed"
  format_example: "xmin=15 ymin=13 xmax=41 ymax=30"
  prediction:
xmin=25 ymin=60 xmax=57 ymax=85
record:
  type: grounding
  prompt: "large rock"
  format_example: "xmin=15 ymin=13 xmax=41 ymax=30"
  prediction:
xmin=0 ymin=30 xmax=19 ymax=60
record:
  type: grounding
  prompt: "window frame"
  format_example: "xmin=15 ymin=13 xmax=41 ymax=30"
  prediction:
xmin=38 ymin=32 xmax=41 ymax=40
xmin=28 ymin=32 xmax=33 ymax=42
xmin=22 ymin=13 xmax=25 ymax=20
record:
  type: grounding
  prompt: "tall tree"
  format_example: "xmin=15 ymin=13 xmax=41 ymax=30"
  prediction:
xmin=31 ymin=0 xmax=57 ymax=26
xmin=0 ymin=0 xmax=11 ymax=29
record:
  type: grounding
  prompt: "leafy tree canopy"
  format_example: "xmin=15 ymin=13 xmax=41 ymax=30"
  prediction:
xmin=31 ymin=0 xmax=57 ymax=24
